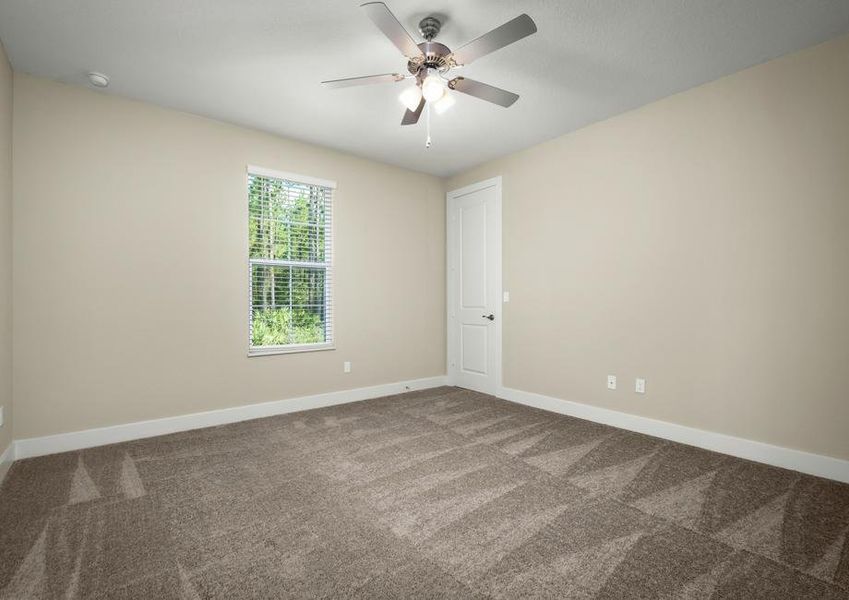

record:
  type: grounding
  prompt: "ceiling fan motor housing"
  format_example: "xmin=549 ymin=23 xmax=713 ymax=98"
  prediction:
xmin=407 ymin=42 xmax=453 ymax=77
xmin=406 ymin=16 xmax=453 ymax=79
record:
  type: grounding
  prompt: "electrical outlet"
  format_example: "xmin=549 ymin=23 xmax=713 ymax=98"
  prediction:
xmin=635 ymin=378 xmax=646 ymax=394
xmin=0 ymin=406 xmax=4 ymax=428
xmin=343 ymin=361 xmax=351 ymax=373
xmin=607 ymin=375 xmax=617 ymax=390
xmin=503 ymin=291 xmax=510 ymax=302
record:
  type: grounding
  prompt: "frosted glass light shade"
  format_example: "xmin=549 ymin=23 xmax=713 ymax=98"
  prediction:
xmin=421 ymin=73 xmax=446 ymax=102
xmin=434 ymin=91 xmax=455 ymax=114
xmin=399 ymin=86 xmax=422 ymax=111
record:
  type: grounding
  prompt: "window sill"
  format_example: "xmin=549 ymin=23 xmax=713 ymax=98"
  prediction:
xmin=248 ymin=343 xmax=335 ymax=357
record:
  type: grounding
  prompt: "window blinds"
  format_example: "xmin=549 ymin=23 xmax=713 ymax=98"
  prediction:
xmin=247 ymin=167 xmax=334 ymax=354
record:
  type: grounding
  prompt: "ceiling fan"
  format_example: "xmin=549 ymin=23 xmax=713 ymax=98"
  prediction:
xmin=321 ymin=2 xmax=537 ymax=146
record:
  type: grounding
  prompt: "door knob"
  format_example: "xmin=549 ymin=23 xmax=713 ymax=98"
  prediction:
xmin=482 ymin=314 xmax=495 ymax=321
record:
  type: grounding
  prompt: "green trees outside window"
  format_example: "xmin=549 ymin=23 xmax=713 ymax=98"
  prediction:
xmin=248 ymin=173 xmax=331 ymax=349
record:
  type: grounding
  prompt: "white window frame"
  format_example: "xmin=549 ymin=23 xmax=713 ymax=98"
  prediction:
xmin=246 ymin=165 xmax=336 ymax=357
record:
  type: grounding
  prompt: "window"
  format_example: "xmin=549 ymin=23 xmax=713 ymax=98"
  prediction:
xmin=247 ymin=166 xmax=334 ymax=355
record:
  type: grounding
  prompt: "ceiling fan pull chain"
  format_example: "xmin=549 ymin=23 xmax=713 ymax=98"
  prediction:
xmin=425 ymin=103 xmax=432 ymax=149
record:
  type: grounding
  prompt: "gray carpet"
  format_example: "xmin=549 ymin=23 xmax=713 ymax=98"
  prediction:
xmin=1 ymin=386 xmax=848 ymax=599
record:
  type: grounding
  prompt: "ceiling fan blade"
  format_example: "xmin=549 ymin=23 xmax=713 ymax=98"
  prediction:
xmin=449 ymin=77 xmax=519 ymax=107
xmin=401 ymin=97 xmax=425 ymax=125
xmin=450 ymin=14 xmax=537 ymax=65
xmin=361 ymin=2 xmax=424 ymax=58
xmin=321 ymin=73 xmax=405 ymax=88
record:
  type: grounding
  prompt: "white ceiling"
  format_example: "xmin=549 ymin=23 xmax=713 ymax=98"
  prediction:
xmin=1 ymin=1 xmax=848 ymax=176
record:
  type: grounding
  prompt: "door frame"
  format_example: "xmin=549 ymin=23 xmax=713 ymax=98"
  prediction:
xmin=446 ymin=176 xmax=503 ymax=394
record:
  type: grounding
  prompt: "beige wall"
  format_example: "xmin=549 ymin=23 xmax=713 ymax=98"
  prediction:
xmin=0 ymin=43 xmax=11 ymax=455
xmin=448 ymin=35 xmax=849 ymax=461
xmin=12 ymin=74 xmax=445 ymax=439
xmin=7 ymin=34 xmax=849 ymax=462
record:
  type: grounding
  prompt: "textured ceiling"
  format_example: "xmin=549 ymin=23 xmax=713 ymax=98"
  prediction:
xmin=1 ymin=1 xmax=848 ymax=176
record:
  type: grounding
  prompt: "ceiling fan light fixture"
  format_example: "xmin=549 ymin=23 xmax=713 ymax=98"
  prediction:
xmin=399 ymin=85 xmax=423 ymax=111
xmin=323 ymin=4 xmax=537 ymax=134
xmin=433 ymin=91 xmax=455 ymax=115
xmin=421 ymin=72 xmax=446 ymax=103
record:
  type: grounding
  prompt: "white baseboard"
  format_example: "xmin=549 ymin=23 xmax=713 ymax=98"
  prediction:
xmin=0 ymin=443 xmax=14 ymax=486
xmin=13 ymin=375 xmax=448 ymax=460
xmin=10 ymin=378 xmax=846 ymax=485
xmin=498 ymin=386 xmax=849 ymax=484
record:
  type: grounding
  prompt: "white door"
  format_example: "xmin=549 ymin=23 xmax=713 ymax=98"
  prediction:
xmin=447 ymin=177 xmax=501 ymax=395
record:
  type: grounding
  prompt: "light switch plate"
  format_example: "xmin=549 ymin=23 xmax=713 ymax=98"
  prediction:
xmin=635 ymin=378 xmax=646 ymax=394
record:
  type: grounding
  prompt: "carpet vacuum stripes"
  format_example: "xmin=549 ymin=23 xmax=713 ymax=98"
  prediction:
xmin=1 ymin=387 xmax=848 ymax=599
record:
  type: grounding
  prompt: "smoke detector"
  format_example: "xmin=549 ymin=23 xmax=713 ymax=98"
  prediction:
xmin=87 ymin=72 xmax=110 ymax=88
